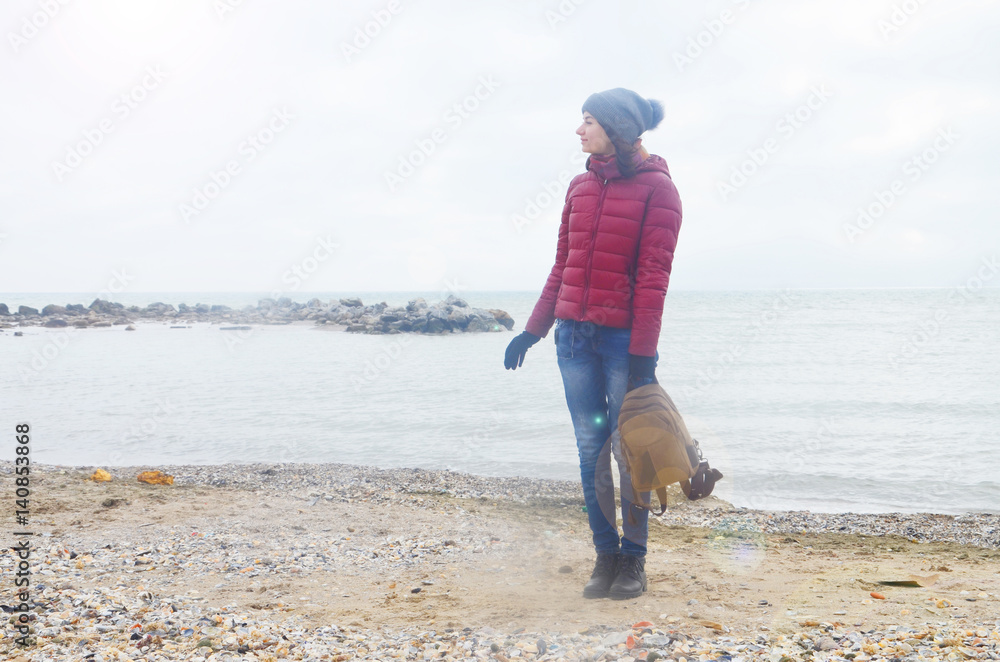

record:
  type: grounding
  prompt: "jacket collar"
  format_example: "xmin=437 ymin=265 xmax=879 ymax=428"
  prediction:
xmin=586 ymin=145 xmax=654 ymax=181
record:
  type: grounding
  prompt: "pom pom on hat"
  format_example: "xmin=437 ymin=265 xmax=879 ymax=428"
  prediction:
xmin=647 ymin=99 xmax=664 ymax=131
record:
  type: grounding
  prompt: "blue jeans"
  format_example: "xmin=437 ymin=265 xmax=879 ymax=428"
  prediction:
xmin=554 ymin=318 xmax=658 ymax=558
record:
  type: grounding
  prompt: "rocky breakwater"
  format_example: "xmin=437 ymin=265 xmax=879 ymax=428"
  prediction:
xmin=0 ymin=295 xmax=515 ymax=335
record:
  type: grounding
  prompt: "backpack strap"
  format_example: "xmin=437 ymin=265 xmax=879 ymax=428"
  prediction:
xmin=682 ymin=462 xmax=724 ymax=501
xmin=627 ymin=486 xmax=669 ymax=526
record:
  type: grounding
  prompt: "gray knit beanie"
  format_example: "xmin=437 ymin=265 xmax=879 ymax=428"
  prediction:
xmin=581 ymin=88 xmax=664 ymax=146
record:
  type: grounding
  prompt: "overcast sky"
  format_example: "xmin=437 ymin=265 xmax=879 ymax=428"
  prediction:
xmin=2 ymin=0 xmax=998 ymax=295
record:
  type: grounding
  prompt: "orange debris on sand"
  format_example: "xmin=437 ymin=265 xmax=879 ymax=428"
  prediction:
xmin=871 ymin=591 xmax=887 ymax=600
xmin=137 ymin=470 xmax=174 ymax=485
xmin=89 ymin=468 xmax=112 ymax=482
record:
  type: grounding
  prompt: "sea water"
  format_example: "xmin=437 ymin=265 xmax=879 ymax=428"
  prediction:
xmin=2 ymin=288 xmax=997 ymax=515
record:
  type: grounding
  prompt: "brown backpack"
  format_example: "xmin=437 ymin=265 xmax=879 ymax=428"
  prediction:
xmin=617 ymin=383 xmax=723 ymax=522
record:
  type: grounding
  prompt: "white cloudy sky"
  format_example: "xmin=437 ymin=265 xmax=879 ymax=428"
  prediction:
xmin=1 ymin=0 xmax=997 ymax=294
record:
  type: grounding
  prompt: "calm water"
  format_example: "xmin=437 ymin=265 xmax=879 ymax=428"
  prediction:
xmin=2 ymin=289 xmax=998 ymax=515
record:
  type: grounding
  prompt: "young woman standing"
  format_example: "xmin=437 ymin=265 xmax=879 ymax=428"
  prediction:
xmin=504 ymin=88 xmax=683 ymax=600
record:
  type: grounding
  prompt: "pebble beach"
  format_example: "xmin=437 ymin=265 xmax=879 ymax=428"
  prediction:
xmin=3 ymin=462 xmax=999 ymax=661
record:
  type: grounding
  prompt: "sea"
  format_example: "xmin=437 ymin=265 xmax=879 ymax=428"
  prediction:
xmin=2 ymin=288 xmax=998 ymax=516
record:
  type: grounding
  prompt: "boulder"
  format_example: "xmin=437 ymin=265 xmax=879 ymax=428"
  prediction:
xmin=210 ymin=304 xmax=232 ymax=313
xmin=43 ymin=318 xmax=68 ymax=327
xmin=89 ymin=299 xmax=124 ymax=315
xmin=258 ymin=298 xmax=277 ymax=310
xmin=276 ymin=297 xmax=293 ymax=308
xmin=179 ymin=303 xmax=192 ymax=313
xmin=194 ymin=303 xmax=211 ymax=314
xmin=66 ymin=304 xmax=87 ymax=315
xmin=465 ymin=316 xmax=489 ymax=332
xmin=146 ymin=302 xmax=176 ymax=314
xmin=0 ymin=303 xmax=8 ymax=315
xmin=339 ymin=297 xmax=363 ymax=307
xmin=42 ymin=304 xmax=68 ymax=316
xmin=406 ymin=297 xmax=428 ymax=312
xmin=488 ymin=309 xmax=515 ymax=331
xmin=445 ymin=294 xmax=468 ymax=308
xmin=18 ymin=306 xmax=39 ymax=316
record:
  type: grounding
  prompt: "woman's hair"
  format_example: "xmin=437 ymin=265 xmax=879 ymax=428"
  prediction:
xmin=602 ymin=123 xmax=640 ymax=178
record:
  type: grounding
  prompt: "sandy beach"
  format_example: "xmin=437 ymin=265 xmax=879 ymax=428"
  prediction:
xmin=3 ymin=463 xmax=999 ymax=661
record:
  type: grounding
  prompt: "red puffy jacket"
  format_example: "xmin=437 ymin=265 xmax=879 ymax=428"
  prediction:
xmin=524 ymin=149 xmax=682 ymax=357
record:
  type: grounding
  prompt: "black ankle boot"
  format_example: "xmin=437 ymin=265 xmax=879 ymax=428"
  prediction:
xmin=582 ymin=552 xmax=620 ymax=599
xmin=608 ymin=553 xmax=647 ymax=600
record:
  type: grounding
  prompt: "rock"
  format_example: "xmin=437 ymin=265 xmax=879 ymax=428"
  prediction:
xmin=18 ymin=305 xmax=39 ymax=316
xmin=466 ymin=316 xmax=490 ymax=332
xmin=125 ymin=324 xmax=136 ymax=331
xmin=258 ymin=298 xmax=277 ymax=310
xmin=210 ymin=304 xmax=232 ymax=313
xmin=558 ymin=565 xmax=572 ymax=573
xmin=447 ymin=309 xmax=469 ymax=328
xmin=489 ymin=309 xmax=514 ymax=330
xmin=194 ymin=303 xmax=211 ymax=314
xmin=425 ymin=318 xmax=446 ymax=334
xmin=406 ymin=298 xmax=427 ymax=312
xmin=445 ymin=294 xmax=468 ymax=308
xmin=0 ymin=303 xmax=8 ymax=315
xmin=43 ymin=319 xmax=68 ymax=327
xmin=89 ymin=299 xmax=124 ymax=315
xmin=340 ymin=297 xmax=363 ymax=307
xmin=42 ymin=304 xmax=67 ymax=316
xmin=66 ymin=303 xmax=87 ymax=314
xmin=276 ymin=297 xmax=293 ymax=308
xmin=815 ymin=637 xmax=838 ymax=651
xmin=220 ymin=326 xmax=252 ymax=331
xmin=179 ymin=303 xmax=192 ymax=313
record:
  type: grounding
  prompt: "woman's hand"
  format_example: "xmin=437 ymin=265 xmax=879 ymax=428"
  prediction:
xmin=504 ymin=331 xmax=541 ymax=370
xmin=627 ymin=353 xmax=658 ymax=391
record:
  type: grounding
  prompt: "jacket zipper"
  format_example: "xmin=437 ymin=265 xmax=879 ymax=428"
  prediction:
xmin=580 ymin=177 xmax=609 ymax=319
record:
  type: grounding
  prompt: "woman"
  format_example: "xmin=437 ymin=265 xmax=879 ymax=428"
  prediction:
xmin=503 ymin=88 xmax=682 ymax=600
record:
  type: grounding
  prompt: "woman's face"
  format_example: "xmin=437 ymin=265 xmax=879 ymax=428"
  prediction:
xmin=577 ymin=112 xmax=614 ymax=156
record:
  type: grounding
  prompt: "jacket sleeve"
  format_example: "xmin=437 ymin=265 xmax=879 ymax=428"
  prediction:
xmin=628 ymin=176 xmax=682 ymax=356
xmin=523 ymin=188 xmax=571 ymax=338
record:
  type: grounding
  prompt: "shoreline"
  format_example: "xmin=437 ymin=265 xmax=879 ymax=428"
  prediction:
xmin=2 ymin=462 xmax=999 ymax=660
xmin=9 ymin=462 xmax=1000 ymax=550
